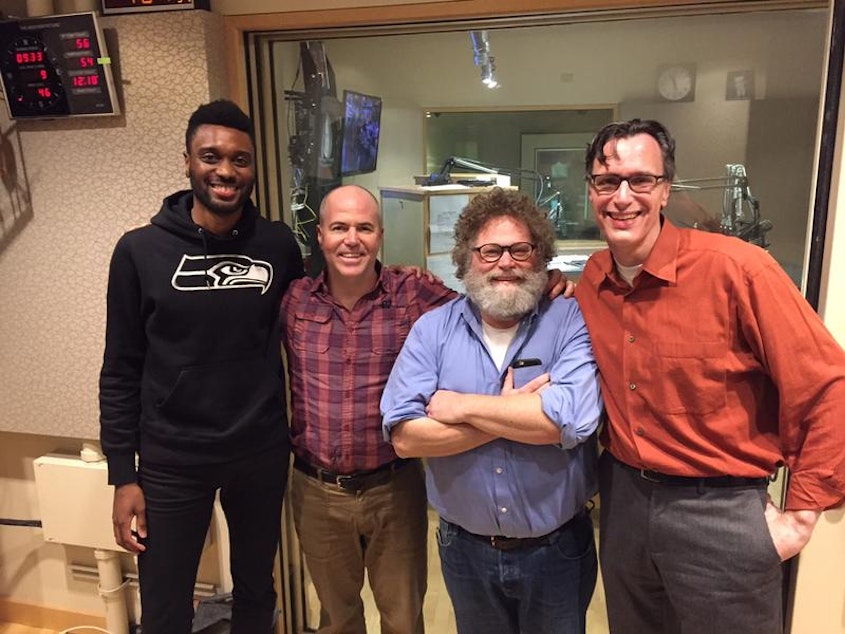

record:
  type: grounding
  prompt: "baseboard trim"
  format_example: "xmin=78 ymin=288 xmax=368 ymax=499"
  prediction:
xmin=0 ymin=598 xmax=106 ymax=630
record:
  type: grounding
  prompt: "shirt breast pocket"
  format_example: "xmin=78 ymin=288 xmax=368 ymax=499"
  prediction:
xmin=370 ymin=306 xmax=411 ymax=355
xmin=292 ymin=307 xmax=332 ymax=354
xmin=655 ymin=340 xmax=726 ymax=415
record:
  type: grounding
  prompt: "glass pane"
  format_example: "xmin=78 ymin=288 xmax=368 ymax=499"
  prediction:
xmin=269 ymin=8 xmax=827 ymax=285
xmin=257 ymin=5 xmax=830 ymax=632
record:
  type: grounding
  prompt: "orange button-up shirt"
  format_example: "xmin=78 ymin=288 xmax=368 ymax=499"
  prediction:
xmin=575 ymin=220 xmax=845 ymax=511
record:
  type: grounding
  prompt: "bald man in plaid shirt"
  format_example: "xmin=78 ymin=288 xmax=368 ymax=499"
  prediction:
xmin=281 ymin=185 xmax=456 ymax=634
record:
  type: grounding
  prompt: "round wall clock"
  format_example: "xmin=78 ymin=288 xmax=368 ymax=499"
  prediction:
xmin=657 ymin=64 xmax=696 ymax=102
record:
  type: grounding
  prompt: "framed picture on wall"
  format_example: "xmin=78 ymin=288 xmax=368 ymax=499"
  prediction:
xmin=726 ymin=70 xmax=754 ymax=101
xmin=0 ymin=119 xmax=33 ymax=249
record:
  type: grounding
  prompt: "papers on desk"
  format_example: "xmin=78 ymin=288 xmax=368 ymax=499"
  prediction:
xmin=548 ymin=254 xmax=590 ymax=273
xmin=420 ymin=184 xmax=475 ymax=190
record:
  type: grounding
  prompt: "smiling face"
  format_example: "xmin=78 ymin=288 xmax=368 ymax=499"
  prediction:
xmin=588 ymin=133 xmax=671 ymax=266
xmin=463 ymin=215 xmax=547 ymax=328
xmin=318 ymin=185 xmax=383 ymax=284
xmin=185 ymin=124 xmax=255 ymax=224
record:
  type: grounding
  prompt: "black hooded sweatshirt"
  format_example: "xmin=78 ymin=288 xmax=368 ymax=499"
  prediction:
xmin=99 ymin=190 xmax=303 ymax=486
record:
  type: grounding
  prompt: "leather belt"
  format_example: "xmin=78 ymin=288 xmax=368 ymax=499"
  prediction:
xmin=612 ymin=454 xmax=768 ymax=488
xmin=450 ymin=510 xmax=587 ymax=552
xmin=293 ymin=455 xmax=412 ymax=492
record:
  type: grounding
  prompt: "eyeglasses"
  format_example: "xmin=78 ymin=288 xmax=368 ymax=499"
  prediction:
xmin=472 ymin=242 xmax=536 ymax=263
xmin=588 ymin=173 xmax=666 ymax=194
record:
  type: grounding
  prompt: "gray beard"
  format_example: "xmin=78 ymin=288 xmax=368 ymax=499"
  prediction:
xmin=464 ymin=266 xmax=547 ymax=323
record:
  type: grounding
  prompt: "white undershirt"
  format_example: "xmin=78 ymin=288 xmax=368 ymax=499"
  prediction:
xmin=482 ymin=321 xmax=519 ymax=370
xmin=613 ymin=257 xmax=643 ymax=286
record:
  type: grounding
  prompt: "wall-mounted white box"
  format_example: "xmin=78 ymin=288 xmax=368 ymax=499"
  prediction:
xmin=33 ymin=453 xmax=118 ymax=551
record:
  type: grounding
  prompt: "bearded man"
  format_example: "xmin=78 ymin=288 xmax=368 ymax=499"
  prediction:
xmin=381 ymin=187 xmax=602 ymax=634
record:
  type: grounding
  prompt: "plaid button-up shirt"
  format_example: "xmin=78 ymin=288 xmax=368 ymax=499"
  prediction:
xmin=281 ymin=265 xmax=456 ymax=473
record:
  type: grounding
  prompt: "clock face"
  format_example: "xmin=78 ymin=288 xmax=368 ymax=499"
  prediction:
xmin=2 ymin=35 xmax=66 ymax=114
xmin=657 ymin=65 xmax=696 ymax=102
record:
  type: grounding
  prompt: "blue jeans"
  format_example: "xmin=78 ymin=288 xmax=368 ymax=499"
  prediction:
xmin=437 ymin=512 xmax=597 ymax=634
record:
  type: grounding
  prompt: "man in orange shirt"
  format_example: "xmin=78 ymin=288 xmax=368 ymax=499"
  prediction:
xmin=575 ymin=118 xmax=845 ymax=633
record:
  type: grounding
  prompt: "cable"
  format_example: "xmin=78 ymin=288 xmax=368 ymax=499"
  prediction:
xmin=290 ymin=185 xmax=317 ymax=250
xmin=0 ymin=518 xmax=42 ymax=527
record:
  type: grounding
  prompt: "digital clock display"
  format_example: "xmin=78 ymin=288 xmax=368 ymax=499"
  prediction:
xmin=102 ymin=0 xmax=209 ymax=15
xmin=0 ymin=12 xmax=119 ymax=119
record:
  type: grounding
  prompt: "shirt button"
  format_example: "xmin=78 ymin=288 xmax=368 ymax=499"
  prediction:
xmin=495 ymin=467 xmax=503 ymax=475
xmin=628 ymin=334 xmax=635 ymax=343
xmin=629 ymin=382 xmax=637 ymax=390
xmin=500 ymin=507 xmax=508 ymax=513
xmin=635 ymin=427 xmax=645 ymax=436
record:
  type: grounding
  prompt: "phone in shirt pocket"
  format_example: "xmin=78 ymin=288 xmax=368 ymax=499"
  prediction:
xmin=509 ymin=357 xmax=546 ymax=389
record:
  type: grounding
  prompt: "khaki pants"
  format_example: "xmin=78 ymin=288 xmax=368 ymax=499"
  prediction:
xmin=291 ymin=459 xmax=428 ymax=634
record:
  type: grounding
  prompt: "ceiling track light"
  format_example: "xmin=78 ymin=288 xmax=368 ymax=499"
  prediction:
xmin=469 ymin=30 xmax=499 ymax=88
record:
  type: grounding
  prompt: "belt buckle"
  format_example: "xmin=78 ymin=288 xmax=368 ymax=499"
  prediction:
xmin=489 ymin=535 xmax=521 ymax=551
xmin=640 ymin=468 xmax=662 ymax=483
xmin=335 ymin=474 xmax=361 ymax=491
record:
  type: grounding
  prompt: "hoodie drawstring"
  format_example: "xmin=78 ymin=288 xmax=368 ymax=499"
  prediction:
xmin=198 ymin=227 xmax=211 ymax=288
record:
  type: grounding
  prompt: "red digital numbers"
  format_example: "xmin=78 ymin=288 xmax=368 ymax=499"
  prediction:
xmin=40 ymin=69 xmax=47 ymax=80
xmin=72 ymin=74 xmax=99 ymax=87
xmin=15 ymin=51 xmax=44 ymax=64
xmin=75 ymin=38 xmax=91 ymax=50
xmin=37 ymin=87 xmax=52 ymax=98
xmin=80 ymin=56 xmax=95 ymax=68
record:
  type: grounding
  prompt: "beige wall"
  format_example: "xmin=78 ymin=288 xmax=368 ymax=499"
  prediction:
xmin=0 ymin=10 xmax=228 ymax=440
xmin=0 ymin=9 xmax=232 ymax=614
xmin=790 ymin=46 xmax=845 ymax=633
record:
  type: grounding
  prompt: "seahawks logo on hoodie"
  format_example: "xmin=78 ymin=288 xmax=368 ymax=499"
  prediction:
xmin=171 ymin=254 xmax=273 ymax=295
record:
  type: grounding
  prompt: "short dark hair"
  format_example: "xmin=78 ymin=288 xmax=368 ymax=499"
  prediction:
xmin=452 ymin=187 xmax=555 ymax=280
xmin=585 ymin=118 xmax=676 ymax=181
xmin=185 ymin=100 xmax=255 ymax=153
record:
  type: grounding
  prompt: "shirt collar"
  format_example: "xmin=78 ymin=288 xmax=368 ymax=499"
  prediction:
xmin=310 ymin=260 xmax=388 ymax=299
xmin=586 ymin=215 xmax=679 ymax=290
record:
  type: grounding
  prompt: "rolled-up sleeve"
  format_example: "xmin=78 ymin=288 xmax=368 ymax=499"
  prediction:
xmin=381 ymin=314 xmax=440 ymax=442
xmin=539 ymin=308 xmax=603 ymax=449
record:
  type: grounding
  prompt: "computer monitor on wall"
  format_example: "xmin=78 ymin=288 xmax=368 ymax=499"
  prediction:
xmin=340 ymin=90 xmax=382 ymax=176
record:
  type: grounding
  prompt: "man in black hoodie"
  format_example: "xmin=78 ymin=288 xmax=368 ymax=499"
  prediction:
xmin=99 ymin=100 xmax=303 ymax=633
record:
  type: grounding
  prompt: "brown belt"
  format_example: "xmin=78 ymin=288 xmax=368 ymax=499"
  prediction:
xmin=293 ymin=455 xmax=412 ymax=492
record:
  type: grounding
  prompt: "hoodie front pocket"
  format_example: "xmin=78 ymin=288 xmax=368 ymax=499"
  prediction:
xmin=156 ymin=359 xmax=277 ymax=435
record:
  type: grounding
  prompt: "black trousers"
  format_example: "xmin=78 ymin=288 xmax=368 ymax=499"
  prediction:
xmin=599 ymin=451 xmax=782 ymax=634
xmin=137 ymin=443 xmax=288 ymax=634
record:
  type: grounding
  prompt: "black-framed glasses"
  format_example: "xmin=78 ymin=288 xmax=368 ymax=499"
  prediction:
xmin=472 ymin=242 xmax=536 ymax=263
xmin=588 ymin=173 xmax=666 ymax=194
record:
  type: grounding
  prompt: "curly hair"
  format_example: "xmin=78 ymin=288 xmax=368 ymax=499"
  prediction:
xmin=585 ymin=118 xmax=676 ymax=181
xmin=452 ymin=187 xmax=556 ymax=280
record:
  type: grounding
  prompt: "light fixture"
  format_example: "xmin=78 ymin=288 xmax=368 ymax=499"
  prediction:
xmin=469 ymin=30 xmax=499 ymax=88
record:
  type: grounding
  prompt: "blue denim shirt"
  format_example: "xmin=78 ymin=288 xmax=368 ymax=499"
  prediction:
xmin=381 ymin=295 xmax=602 ymax=538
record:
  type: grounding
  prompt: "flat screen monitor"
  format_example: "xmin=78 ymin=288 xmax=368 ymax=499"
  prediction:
xmin=0 ymin=12 xmax=119 ymax=120
xmin=340 ymin=90 xmax=382 ymax=176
